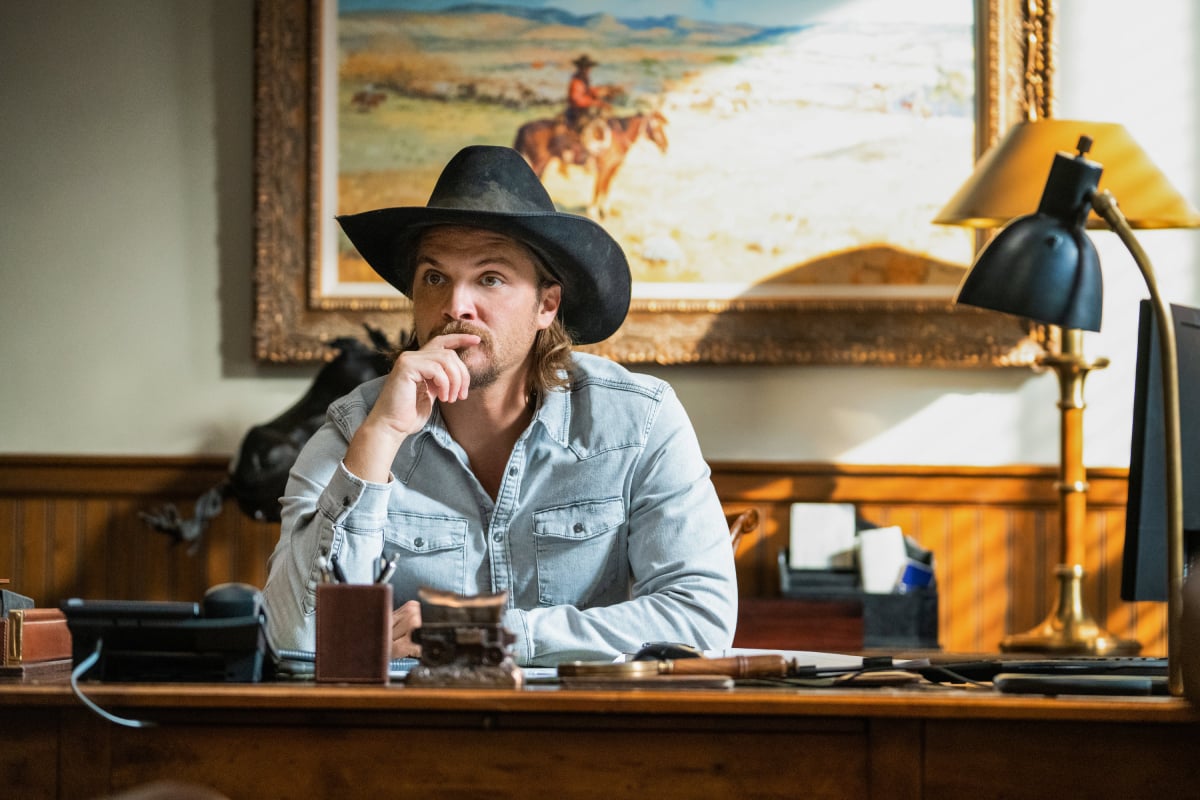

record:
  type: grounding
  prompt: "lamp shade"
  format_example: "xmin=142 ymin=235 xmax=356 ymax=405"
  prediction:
xmin=954 ymin=139 xmax=1105 ymax=330
xmin=935 ymin=120 xmax=1200 ymax=229
xmin=956 ymin=215 xmax=1104 ymax=330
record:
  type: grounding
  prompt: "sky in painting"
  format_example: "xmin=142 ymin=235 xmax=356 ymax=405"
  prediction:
xmin=338 ymin=0 xmax=972 ymax=27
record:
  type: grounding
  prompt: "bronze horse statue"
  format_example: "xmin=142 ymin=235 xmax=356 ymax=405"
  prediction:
xmin=513 ymin=110 xmax=669 ymax=219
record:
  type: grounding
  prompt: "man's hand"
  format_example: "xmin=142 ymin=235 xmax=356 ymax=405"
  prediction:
xmin=344 ymin=333 xmax=479 ymax=482
xmin=390 ymin=599 xmax=422 ymax=659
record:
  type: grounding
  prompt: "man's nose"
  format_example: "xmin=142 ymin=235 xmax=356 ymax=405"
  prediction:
xmin=444 ymin=283 xmax=477 ymax=320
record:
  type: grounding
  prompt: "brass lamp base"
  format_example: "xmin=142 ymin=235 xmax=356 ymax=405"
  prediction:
xmin=1000 ymin=564 xmax=1142 ymax=656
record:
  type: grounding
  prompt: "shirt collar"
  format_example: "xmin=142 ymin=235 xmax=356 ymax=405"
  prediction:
xmin=422 ymin=383 xmax=573 ymax=451
xmin=424 ymin=404 xmax=452 ymax=449
xmin=532 ymin=381 xmax=571 ymax=448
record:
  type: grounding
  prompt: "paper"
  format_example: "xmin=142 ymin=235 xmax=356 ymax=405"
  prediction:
xmin=521 ymin=667 xmax=560 ymax=680
xmin=858 ymin=526 xmax=908 ymax=593
xmin=788 ymin=502 xmax=857 ymax=569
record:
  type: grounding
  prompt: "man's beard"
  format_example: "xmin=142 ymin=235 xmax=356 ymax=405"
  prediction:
xmin=432 ymin=321 xmax=499 ymax=390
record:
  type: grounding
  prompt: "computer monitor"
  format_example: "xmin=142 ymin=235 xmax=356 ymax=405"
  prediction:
xmin=1121 ymin=299 xmax=1200 ymax=601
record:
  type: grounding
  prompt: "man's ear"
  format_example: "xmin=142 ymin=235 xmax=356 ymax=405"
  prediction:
xmin=537 ymin=283 xmax=562 ymax=328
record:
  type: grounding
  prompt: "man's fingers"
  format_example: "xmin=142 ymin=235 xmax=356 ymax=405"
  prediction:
xmin=416 ymin=332 xmax=480 ymax=400
xmin=398 ymin=347 xmax=471 ymax=402
xmin=422 ymin=355 xmax=470 ymax=402
xmin=429 ymin=332 xmax=481 ymax=351
xmin=390 ymin=600 xmax=423 ymax=658
xmin=391 ymin=600 xmax=421 ymax=635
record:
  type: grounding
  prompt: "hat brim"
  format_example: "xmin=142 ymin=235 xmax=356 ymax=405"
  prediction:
xmin=337 ymin=206 xmax=631 ymax=346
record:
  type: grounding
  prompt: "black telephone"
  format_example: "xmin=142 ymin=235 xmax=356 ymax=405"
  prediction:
xmin=61 ymin=583 xmax=268 ymax=682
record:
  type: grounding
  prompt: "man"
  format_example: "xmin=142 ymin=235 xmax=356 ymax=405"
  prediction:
xmin=557 ymin=54 xmax=616 ymax=168
xmin=263 ymin=145 xmax=737 ymax=666
xmin=565 ymin=53 xmax=609 ymax=130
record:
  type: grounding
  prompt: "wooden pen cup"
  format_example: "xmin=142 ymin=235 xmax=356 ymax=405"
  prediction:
xmin=315 ymin=582 xmax=392 ymax=684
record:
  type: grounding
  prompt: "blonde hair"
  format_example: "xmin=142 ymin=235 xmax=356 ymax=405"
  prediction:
xmin=529 ymin=315 xmax=573 ymax=395
xmin=528 ymin=249 xmax=574 ymax=395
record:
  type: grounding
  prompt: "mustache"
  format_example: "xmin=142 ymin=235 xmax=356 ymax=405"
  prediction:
xmin=431 ymin=321 xmax=491 ymax=350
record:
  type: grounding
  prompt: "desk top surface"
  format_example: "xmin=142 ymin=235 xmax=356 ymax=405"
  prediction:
xmin=1 ymin=680 xmax=1197 ymax=724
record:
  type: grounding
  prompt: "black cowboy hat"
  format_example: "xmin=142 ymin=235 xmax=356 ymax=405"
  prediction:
xmin=336 ymin=145 xmax=631 ymax=345
xmin=572 ymin=54 xmax=598 ymax=69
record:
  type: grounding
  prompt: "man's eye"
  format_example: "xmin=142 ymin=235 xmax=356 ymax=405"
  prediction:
xmin=421 ymin=272 xmax=444 ymax=286
xmin=481 ymin=275 xmax=504 ymax=287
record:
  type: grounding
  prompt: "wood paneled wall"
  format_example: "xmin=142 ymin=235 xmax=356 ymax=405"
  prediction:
xmin=0 ymin=456 xmax=278 ymax=614
xmin=0 ymin=456 xmax=1166 ymax=655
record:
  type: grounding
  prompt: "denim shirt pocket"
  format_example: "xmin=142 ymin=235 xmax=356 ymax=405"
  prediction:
xmin=532 ymin=497 xmax=626 ymax=607
xmin=383 ymin=512 xmax=469 ymax=597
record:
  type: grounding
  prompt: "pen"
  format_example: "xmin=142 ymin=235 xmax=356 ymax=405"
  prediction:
xmin=329 ymin=554 xmax=348 ymax=584
xmin=316 ymin=554 xmax=334 ymax=583
xmin=375 ymin=553 xmax=398 ymax=584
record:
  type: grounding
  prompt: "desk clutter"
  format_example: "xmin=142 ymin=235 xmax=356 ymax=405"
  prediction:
xmin=405 ymin=586 xmax=523 ymax=689
xmin=60 ymin=584 xmax=268 ymax=683
xmin=1 ymin=587 xmax=74 ymax=681
xmin=0 ymin=578 xmax=1172 ymax=702
xmin=315 ymin=582 xmax=392 ymax=684
xmin=782 ymin=502 xmax=940 ymax=650
xmin=778 ymin=554 xmax=940 ymax=650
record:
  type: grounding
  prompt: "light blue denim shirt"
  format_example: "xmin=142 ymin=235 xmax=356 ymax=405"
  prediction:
xmin=263 ymin=352 xmax=737 ymax=665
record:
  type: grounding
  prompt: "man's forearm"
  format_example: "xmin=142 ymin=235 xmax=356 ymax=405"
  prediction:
xmin=343 ymin=419 xmax=406 ymax=483
xmin=507 ymin=578 xmax=737 ymax=666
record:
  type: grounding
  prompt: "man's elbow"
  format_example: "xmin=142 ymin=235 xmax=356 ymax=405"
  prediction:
xmin=690 ymin=583 xmax=738 ymax=650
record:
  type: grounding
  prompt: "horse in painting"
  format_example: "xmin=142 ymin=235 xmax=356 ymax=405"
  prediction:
xmin=513 ymin=110 xmax=669 ymax=219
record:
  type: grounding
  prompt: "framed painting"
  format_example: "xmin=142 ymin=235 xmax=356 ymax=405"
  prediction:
xmin=254 ymin=0 xmax=1054 ymax=365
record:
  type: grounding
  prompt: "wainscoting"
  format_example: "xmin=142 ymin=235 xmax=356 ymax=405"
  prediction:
xmin=0 ymin=456 xmax=1166 ymax=655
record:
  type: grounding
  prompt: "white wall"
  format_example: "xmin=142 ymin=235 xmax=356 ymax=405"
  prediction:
xmin=1 ymin=0 xmax=1196 ymax=466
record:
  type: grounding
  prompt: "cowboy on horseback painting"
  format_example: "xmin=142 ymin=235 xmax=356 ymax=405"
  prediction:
xmin=335 ymin=1 xmax=976 ymax=298
xmin=554 ymin=53 xmax=622 ymax=169
xmin=512 ymin=52 xmax=667 ymax=219
xmin=565 ymin=54 xmax=615 ymax=131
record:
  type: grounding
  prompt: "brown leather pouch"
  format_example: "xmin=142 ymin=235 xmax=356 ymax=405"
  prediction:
xmin=315 ymin=583 xmax=392 ymax=684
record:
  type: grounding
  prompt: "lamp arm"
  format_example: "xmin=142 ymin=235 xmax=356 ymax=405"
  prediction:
xmin=1091 ymin=189 xmax=1186 ymax=696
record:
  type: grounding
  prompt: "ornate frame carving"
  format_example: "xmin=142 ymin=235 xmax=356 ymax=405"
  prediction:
xmin=253 ymin=0 xmax=1054 ymax=365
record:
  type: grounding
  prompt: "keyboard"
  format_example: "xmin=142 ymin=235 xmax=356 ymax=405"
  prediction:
xmin=993 ymin=672 xmax=1168 ymax=696
xmin=919 ymin=656 xmax=1167 ymax=684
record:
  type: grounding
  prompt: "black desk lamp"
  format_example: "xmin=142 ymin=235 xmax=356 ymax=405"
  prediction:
xmin=940 ymin=125 xmax=1196 ymax=694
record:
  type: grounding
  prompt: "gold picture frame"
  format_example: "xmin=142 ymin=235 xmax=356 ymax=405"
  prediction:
xmin=253 ymin=0 xmax=1054 ymax=365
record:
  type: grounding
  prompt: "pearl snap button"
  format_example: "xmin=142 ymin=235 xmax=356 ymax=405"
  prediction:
xmin=413 ymin=537 xmax=424 ymax=548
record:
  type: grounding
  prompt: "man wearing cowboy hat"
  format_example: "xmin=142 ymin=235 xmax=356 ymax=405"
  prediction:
xmin=263 ymin=145 xmax=737 ymax=666
xmin=559 ymin=53 xmax=618 ymax=168
xmin=565 ymin=53 xmax=609 ymax=130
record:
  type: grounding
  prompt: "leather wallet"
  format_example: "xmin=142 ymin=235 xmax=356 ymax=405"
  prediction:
xmin=315 ymin=583 xmax=392 ymax=684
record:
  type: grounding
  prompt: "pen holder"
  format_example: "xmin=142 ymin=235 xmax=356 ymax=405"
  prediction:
xmin=316 ymin=582 xmax=392 ymax=684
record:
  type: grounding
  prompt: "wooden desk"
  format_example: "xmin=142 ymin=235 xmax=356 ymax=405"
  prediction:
xmin=1 ymin=681 xmax=1197 ymax=799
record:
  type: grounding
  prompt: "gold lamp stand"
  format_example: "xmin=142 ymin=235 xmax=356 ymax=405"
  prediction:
xmin=1000 ymin=328 xmax=1141 ymax=655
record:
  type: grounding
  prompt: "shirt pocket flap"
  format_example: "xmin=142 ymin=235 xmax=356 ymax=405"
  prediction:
xmin=386 ymin=513 xmax=467 ymax=554
xmin=533 ymin=498 xmax=625 ymax=541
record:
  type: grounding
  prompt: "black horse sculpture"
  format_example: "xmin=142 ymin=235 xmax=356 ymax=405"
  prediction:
xmin=141 ymin=326 xmax=402 ymax=549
